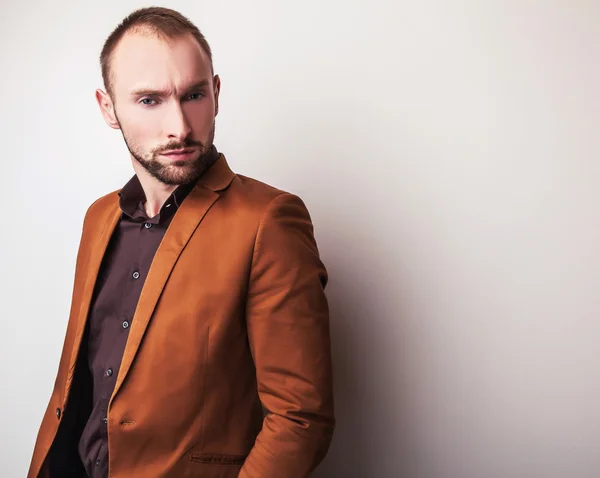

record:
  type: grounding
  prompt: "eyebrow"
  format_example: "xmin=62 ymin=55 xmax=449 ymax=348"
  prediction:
xmin=130 ymin=79 xmax=210 ymax=98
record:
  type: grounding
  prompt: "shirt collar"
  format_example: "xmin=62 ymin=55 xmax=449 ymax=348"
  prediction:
xmin=118 ymin=173 xmax=196 ymax=223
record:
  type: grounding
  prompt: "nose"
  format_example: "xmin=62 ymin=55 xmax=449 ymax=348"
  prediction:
xmin=164 ymin=101 xmax=192 ymax=141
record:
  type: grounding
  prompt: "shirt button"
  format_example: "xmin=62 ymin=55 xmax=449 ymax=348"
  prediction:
xmin=56 ymin=408 xmax=61 ymax=419
xmin=144 ymin=222 xmax=152 ymax=229
xmin=106 ymin=368 xmax=113 ymax=377
xmin=96 ymin=460 xmax=101 ymax=466
xmin=103 ymin=417 xmax=108 ymax=425
xmin=122 ymin=321 xmax=130 ymax=329
xmin=132 ymin=271 xmax=140 ymax=279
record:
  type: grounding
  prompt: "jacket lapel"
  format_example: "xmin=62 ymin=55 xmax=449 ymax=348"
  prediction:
xmin=66 ymin=203 xmax=121 ymax=392
xmin=110 ymin=154 xmax=236 ymax=404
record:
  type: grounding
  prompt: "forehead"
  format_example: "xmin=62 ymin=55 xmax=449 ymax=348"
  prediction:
xmin=110 ymin=31 xmax=211 ymax=93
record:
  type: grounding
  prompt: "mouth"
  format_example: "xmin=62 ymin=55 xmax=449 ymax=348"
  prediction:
xmin=161 ymin=148 xmax=197 ymax=160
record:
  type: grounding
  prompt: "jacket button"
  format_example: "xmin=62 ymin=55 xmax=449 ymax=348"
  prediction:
xmin=56 ymin=408 xmax=61 ymax=420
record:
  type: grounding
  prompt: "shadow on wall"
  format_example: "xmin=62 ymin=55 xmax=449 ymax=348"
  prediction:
xmin=313 ymin=262 xmax=373 ymax=478
xmin=309 ymin=207 xmax=422 ymax=478
xmin=268 ymin=96 xmax=425 ymax=477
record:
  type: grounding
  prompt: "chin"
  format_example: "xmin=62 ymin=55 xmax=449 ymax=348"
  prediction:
xmin=158 ymin=165 xmax=198 ymax=185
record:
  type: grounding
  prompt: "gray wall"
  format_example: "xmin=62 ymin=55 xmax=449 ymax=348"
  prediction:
xmin=1 ymin=1 xmax=599 ymax=477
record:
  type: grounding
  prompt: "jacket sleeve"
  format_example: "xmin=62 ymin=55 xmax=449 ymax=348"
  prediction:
xmin=239 ymin=193 xmax=335 ymax=478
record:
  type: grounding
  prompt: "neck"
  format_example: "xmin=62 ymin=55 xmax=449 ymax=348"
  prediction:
xmin=131 ymin=162 xmax=178 ymax=218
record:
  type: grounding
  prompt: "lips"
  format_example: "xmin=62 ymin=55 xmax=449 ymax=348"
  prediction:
xmin=163 ymin=148 xmax=195 ymax=156
xmin=161 ymin=148 xmax=196 ymax=160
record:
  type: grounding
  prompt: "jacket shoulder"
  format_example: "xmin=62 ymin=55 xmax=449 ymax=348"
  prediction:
xmin=81 ymin=189 xmax=120 ymax=232
xmin=86 ymin=189 xmax=119 ymax=216
xmin=228 ymin=174 xmax=300 ymax=212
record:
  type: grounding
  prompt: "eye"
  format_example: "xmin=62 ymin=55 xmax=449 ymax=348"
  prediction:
xmin=140 ymin=98 xmax=157 ymax=106
xmin=187 ymin=91 xmax=205 ymax=101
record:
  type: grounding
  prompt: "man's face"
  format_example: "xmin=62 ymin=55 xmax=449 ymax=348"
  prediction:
xmin=99 ymin=31 xmax=220 ymax=185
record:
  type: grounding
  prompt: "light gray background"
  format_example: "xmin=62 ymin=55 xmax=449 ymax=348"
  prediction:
xmin=2 ymin=1 xmax=599 ymax=477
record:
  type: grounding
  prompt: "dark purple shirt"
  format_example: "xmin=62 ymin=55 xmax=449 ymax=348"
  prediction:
xmin=77 ymin=174 xmax=196 ymax=478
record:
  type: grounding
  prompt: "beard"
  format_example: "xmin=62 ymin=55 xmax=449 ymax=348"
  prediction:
xmin=118 ymin=118 xmax=217 ymax=186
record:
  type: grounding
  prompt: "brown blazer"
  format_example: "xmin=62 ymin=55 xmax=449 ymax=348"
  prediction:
xmin=27 ymin=155 xmax=335 ymax=478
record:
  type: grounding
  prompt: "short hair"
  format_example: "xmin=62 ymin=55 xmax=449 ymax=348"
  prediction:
xmin=100 ymin=6 xmax=213 ymax=97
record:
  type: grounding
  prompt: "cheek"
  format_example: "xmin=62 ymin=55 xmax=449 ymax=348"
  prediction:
xmin=120 ymin=110 xmax=160 ymax=144
xmin=187 ymin=103 xmax=215 ymax=135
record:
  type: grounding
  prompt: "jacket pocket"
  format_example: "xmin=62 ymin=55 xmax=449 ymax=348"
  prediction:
xmin=185 ymin=453 xmax=247 ymax=478
xmin=189 ymin=453 xmax=247 ymax=466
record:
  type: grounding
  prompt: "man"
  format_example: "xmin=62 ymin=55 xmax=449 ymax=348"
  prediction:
xmin=27 ymin=6 xmax=334 ymax=478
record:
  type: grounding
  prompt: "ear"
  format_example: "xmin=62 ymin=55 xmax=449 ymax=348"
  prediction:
xmin=95 ymin=89 xmax=120 ymax=129
xmin=213 ymin=74 xmax=221 ymax=117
